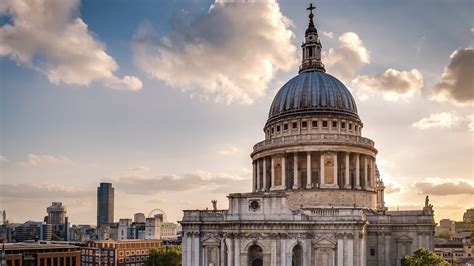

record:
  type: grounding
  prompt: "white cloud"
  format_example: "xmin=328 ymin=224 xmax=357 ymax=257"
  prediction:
xmin=0 ymin=0 xmax=142 ymax=90
xmin=0 ymin=155 xmax=9 ymax=163
xmin=216 ymin=146 xmax=239 ymax=155
xmin=322 ymin=31 xmax=334 ymax=38
xmin=106 ymin=168 xmax=248 ymax=195
xmin=133 ymin=0 xmax=297 ymax=104
xmin=323 ymin=32 xmax=370 ymax=81
xmin=430 ymin=48 xmax=474 ymax=106
xmin=412 ymin=177 xmax=474 ymax=195
xmin=412 ymin=112 xmax=460 ymax=130
xmin=0 ymin=183 xmax=93 ymax=199
xmin=351 ymin=69 xmax=423 ymax=101
xmin=26 ymin=153 xmax=72 ymax=166
xmin=468 ymin=115 xmax=474 ymax=132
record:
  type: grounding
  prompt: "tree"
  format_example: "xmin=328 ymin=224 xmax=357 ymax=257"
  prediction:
xmin=145 ymin=247 xmax=181 ymax=266
xmin=401 ymin=248 xmax=449 ymax=266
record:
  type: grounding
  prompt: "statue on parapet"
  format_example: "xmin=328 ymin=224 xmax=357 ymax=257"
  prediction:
xmin=211 ymin=200 xmax=217 ymax=211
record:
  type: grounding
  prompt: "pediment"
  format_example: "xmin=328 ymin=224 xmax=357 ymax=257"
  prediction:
xmin=202 ymin=236 xmax=221 ymax=246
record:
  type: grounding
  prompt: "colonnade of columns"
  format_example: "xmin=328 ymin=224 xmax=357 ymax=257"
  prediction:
xmin=252 ymin=151 xmax=376 ymax=192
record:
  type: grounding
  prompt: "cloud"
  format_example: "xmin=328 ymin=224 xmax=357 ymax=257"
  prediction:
xmin=468 ymin=115 xmax=474 ymax=132
xmin=107 ymin=168 xmax=249 ymax=195
xmin=412 ymin=112 xmax=460 ymax=130
xmin=133 ymin=0 xmax=297 ymax=104
xmin=0 ymin=183 xmax=93 ymax=199
xmin=0 ymin=155 xmax=9 ymax=163
xmin=322 ymin=31 xmax=334 ymax=38
xmin=351 ymin=69 xmax=423 ymax=101
xmin=430 ymin=48 xmax=474 ymax=106
xmin=412 ymin=177 xmax=474 ymax=195
xmin=323 ymin=32 xmax=370 ymax=81
xmin=0 ymin=0 xmax=142 ymax=90
xmin=216 ymin=146 xmax=239 ymax=155
xmin=26 ymin=153 xmax=72 ymax=166
xmin=384 ymin=180 xmax=404 ymax=194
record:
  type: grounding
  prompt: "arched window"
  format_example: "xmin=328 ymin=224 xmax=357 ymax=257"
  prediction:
xmin=292 ymin=244 xmax=303 ymax=266
xmin=248 ymin=245 xmax=263 ymax=266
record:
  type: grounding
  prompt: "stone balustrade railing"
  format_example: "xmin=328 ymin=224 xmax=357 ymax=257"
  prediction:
xmin=182 ymin=210 xmax=226 ymax=222
xmin=253 ymin=133 xmax=375 ymax=152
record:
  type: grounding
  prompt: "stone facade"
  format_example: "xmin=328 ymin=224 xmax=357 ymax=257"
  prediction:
xmin=180 ymin=5 xmax=435 ymax=266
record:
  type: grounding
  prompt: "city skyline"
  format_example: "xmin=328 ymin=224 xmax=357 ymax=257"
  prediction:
xmin=1 ymin=0 xmax=473 ymax=225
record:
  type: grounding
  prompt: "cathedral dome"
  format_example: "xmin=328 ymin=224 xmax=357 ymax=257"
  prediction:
xmin=268 ymin=71 xmax=359 ymax=123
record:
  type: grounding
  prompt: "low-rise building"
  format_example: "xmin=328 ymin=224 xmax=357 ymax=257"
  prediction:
xmin=81 ymin=239 xmax=163 ymax=266
xmin=160 ymin=222 xmax=178 ymax=240
xmin=435 ymin=238 xmax=468 ymax=266
xmin=14 ymin=221 xmax=52 ymax=242
xmin=3 ymin=242 xmax=81 ymax=266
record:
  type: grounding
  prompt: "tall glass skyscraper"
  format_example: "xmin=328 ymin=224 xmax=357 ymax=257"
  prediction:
xmin=97 ymin=182 xmax=114 ymax=228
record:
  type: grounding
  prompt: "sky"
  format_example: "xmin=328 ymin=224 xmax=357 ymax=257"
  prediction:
xmin=0 ymin=0 xmax=473 ymax=225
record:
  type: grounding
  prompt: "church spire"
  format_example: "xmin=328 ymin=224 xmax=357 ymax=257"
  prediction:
xmin=299 ymin=3 xmax=325 ymax=73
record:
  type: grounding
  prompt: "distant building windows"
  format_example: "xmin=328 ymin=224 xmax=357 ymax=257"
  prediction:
xmin=283 ymin=124 xmax=288 ymax=131
xmin=322 ymin=121 xmax=328 ymax=128
xmin=349 ymin=123 xmax=353 ymax=130
xmin=292 ymin=122 xmax=297 ymax=129
xmin=341 ymin=122 xmax=346 ymax=129
xmin=276 ymin=125 xmax=281 ymax=132
xmin=271 ymin=127 xmax=274 ymax=134
xmin=312 ymin=121 xmax=318 ymax=128
xmin=302 ymin=121 xmax=307 ymax=128
xmin=332 ymin=121 xmax=337 ymax=128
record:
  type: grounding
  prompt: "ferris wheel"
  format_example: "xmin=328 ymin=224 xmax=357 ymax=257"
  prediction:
xmin=148 ymin=208 xmax=168 ymax=222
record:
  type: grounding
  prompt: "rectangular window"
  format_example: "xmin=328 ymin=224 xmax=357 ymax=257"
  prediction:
xmin=302 ymin=121 xmax=307 ymax=128
xmin=332 ymin=121 xmax=337 ymax=128
xmin=370 ymin=248 xmax=376 ymax=256
xmin=312 ymin=121 xmax=318 ymax=128
xmin=341 ymin=122 xmax=346 ymax=129
xmin=283 ymin=124 xmax=288 ymax=130
xmin=349 ymin=123 xmax=352 ymax=130
xmin=292 ymin=122 xmax=297 ymax=129
xmin=322 ymin=121 xmax=328 ymax=128
xmin=276 ymin=125 xmax=281 ymax=132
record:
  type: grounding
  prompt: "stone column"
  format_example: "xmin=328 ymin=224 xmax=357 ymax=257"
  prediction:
xmin=360 ymin=233 xmax=366 ymax=266
xmin=271 ymin=156 xmax=275 ymax=190
xmin=363 ymin=156 xmax=368 ymax=189
xmin=263 ymin=158 xmax=267 ymax=191
xmin=281 ymin=155 xmax=286 ymax=189
xmin=337 ymin=238 xmax=344 ymax=266
xmin=345 ymin=152 xmax=351 ymax=189
xmin=182 ymin=233 xmax=189 ymax=266
xmin=371 ymin=158 xmax=376 ymax=188
xmin=257 ymin=160 xmax=261 ymax=191
xmin=234 ymin=237 xmax=240 ymax=266
xmin=271 ymin=239 xmax=277 ymax=266
xmin=354 ymin=233 xmax=360 ymax=266
xmin=252 ymin=161 xmax=257 ymax=192
xmin=384 ymin=234 xmax=391 ymax=266
xmin=333 ymin=152 xmax=338 ymax=186
xmin=220 ymin=238 xmax=226 ymax=266
xmin=306 ymin=152 xmax=312 ymax=188
xmin=293 ymin=153 xmax=299 ymax=189
xmin=347 ymin=236 xmax=354 ymax=266
xmin=355 ymin=154 xmax=361 ymax=189
xmin=226 ymin=238 xmax=233 ymax=266
xmin=320 ymin=152 xmax=325 ymax=186
xmin=193 ymin=233 xmax=200 ymax=266
xmin=281 ymin=239 xmax=286 ymax=266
